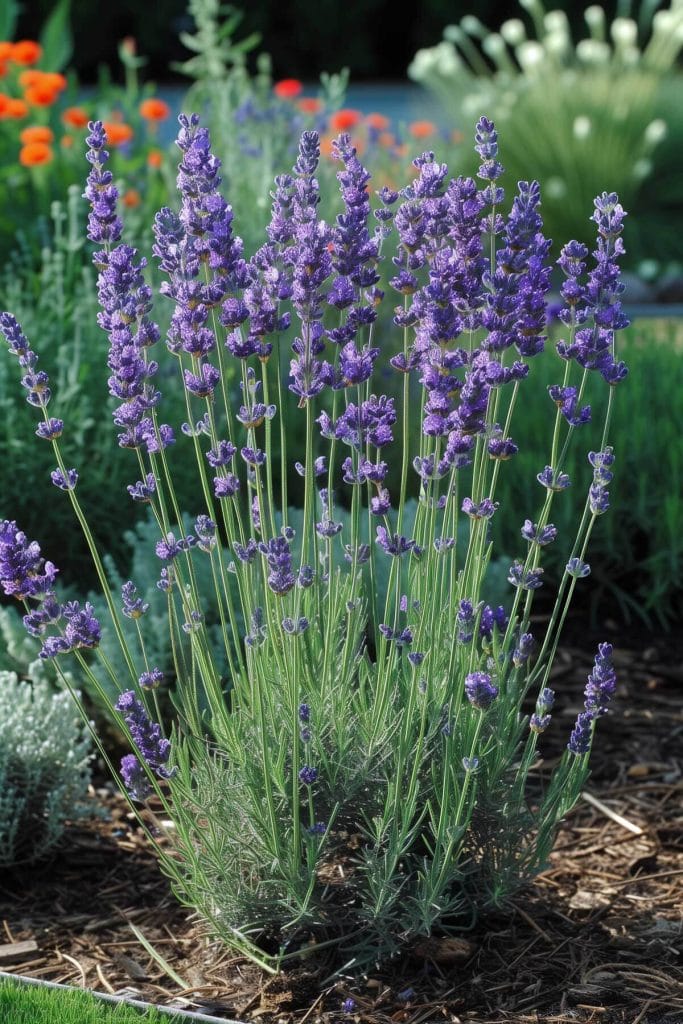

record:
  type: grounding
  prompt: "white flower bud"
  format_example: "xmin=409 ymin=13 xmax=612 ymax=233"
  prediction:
xmin=611 ymin=17 xmax=638 ymax=49
xmin=584 ymin=5 xmax=605 ymax=30
xmin=652 ymin=10 xmax=675 ymax=36
xmin=644 ymin=119 xmax=667 ymax=146
xmin=544 ymin=10 xmax=569 ymax=35
xmin=546 ymin=177 xmax=567 ymax=199
xmin=500 ymin=19 xmax=526 ymax=46
xmin=576 ymin=38 xmax=611 ymax=65
xmin=516 ymin=41 xmax=545 ymax=71
xmin=461 ymin=15 xmax=485 ymax=37
xmin=544 ymin=30 xmax=570 ymax=57
xmin=573 ymin=115 xmax=592 ymax=140
xmin=637 ymin=259 xmax=659 ymax=281
xmin=632 ymin=158 xmax=652 ymax=180
xmin=482 ymin=33 xmax=506 ymax=57
xmin=436 ymin=42 xmax=461 ymax=75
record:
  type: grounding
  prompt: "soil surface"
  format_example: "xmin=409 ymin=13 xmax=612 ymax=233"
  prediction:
xmin=1 ymin=618 xmax=681 ymax=1024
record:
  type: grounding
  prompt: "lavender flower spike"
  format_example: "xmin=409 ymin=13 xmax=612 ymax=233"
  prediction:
xmin=83 ymin=120 xmax=123 ymax=244
xmin=115 ymin=690 xmax=175 ymax=790
xmin=465 ymin=671 xmax=499 ymax=710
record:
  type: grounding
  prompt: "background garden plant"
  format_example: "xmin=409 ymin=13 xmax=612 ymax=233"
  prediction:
xmin=0 ymin=106 xmax=631 ymax=973
xmin=0 ymin=666 xmax=91 ymax=866
xmin=0 ymin=0 xmax=176 ymax=262
xmin=408 ymin=0 xmax=683 ymax=270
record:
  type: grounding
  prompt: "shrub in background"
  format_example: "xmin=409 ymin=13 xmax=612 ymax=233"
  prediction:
xmin=409 ymin=0 xmax=683 ymax=270
xmin=0 ymin=666 xmax=92 ymax=866
xmin=1 ymin=112 xmax=630 ymax=971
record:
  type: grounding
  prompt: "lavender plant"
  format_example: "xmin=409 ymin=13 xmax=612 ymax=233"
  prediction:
xmin=0 ymin=113 xmax=628 ymax=970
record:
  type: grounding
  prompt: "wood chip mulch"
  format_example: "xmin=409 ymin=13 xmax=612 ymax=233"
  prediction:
xmin=1 ymin=623 xmax=681 ymax=1024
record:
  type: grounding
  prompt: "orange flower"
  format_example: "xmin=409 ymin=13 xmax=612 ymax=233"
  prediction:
xmin=147 ymin=148 xmax=163 ymax=168
xmin=10 ymin=40 xmax=42 ymax=65
xmin=409 ymin=120 xmax=437 ymax=139
xmin=0 ymin=97 xmax=28 ymax=119
xmin=60 ymin=134 xmax=74 ymax=148
xmin=378 ymin=131 xmax=396 ymax=149
xmin=329 ymin=109 xmax=362 ymax=132
xmin=24 ymin=85 xmax=58 ymax=107
xmin=20 ymin=125 xmax=54 ymax=145
xmin=0 ymin=60 xmax=7 ymax=79
xmin=0 ymin=92 xmax=9 ymax=115
xmin=122 ymin=188 xmax=141 ymax=208
xmin=450 ymin=129 xmax=464 ymax=144
xmin=274 ymin=78 xmax=303 ymax=99
xmin=23 ymin=74 xmax=66 ymax=107
xmin=103 ymin=121 xmax=134 ymax=146
xmin=297 ymin=96 xmax=322 ymax=115
xmin=139 ymin=97 xmax=170 ymax=121
xmin=18 ymin=69 xmax=43 ymax=87
xmin=0 ymin=43 xmax=13 ymax=61
xmin=19 ymin=141 xmax=53 ymax=166
xmin=62 ymin=106 xmax=89 ymax=129
xmin=365 ymin=112 xmax=389 ymax=131
xmin=41 ymin=72 xmax=67 ymax=92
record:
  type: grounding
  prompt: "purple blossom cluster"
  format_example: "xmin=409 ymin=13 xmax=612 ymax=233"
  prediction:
xmin=0 ymin=314 xmax=77 ymax=485
xmin=555 ymin=194 xmax=629 ymax=386
xmin=115 ymin=690 xmax=176 ymax=800
xmin=464 ymin=671 xmax=499 ymax=710
xmin=568 ymin=643 xmax=617 ymax=754
xmin=84 ymin=121 xmax=173 ymax=457
xmin=0 ymin=520 xmax=101 ymax=659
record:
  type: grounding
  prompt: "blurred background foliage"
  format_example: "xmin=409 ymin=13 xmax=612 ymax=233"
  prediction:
xmin=14 ymin=0 xmax=645 ymax=82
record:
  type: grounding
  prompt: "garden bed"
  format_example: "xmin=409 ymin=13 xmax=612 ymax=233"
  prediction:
xmin=1 ymin=619 xmax=680 ymax=1024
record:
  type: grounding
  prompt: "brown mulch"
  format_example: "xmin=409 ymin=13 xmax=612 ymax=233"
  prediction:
xmin=1 ymin=622 xmax=681 ymax=1024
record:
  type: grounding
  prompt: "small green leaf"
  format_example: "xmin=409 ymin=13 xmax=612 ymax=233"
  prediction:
xmin=38 ymin=0 xmax=73 ymax=72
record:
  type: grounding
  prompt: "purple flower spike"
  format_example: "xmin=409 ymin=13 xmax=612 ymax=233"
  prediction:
xmin=566 ymin=557 xmax=591 ymax=578
xmin=139 ymin=667 xmax=164 ymax=690
xmin=507 ymin=560 xmax=544 ymax=590
xmin=537 ymin=466 xmax=571 ymax=491
xmin=127 ymin=473 xmax=157 ymax=502
xmin=83 ymin=121 xmax=123 ymax=244
xmin=115 ymin=690 xmax=175 ymax=784
xmin=521 ymin=520 xmax=557 ymax=546
xmin=258 ymin=536 xmax=297 ymax=595
xmin=35 ymin=418 xmax=64 ymax=441
xmin=583 ymin=643 xmax=616 ymax=716
xmin=465 ymin=671 xmax=499 ymax=710
xmin=120 ymin=754 xmax=152 ymax=802
xmin=376 ymin=526 xmax=422 ymax=558
xmin=298 ymin=765 xmax=318 ymax=785
xmin=121 ymin=580 xmax=149 ymax=619
xmin=568 ymin=710 xmax=595 ymax=755
xmin=462 ymin=497 xmax=498 ymax=520
xmin=0 ymin=521 xmax=58 ymax=600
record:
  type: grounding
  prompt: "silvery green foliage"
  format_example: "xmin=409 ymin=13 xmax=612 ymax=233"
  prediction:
xmin=0 ymin=668 xmax=92 ymax=866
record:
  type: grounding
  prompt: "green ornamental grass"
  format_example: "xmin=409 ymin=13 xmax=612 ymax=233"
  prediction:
xmin=1 ymin=113 xmax=628 ymax=972
xmin=409 ymin=0 xmax=683 ymax=266
xmin=0 ymin=977 xmax=186 ymax=1023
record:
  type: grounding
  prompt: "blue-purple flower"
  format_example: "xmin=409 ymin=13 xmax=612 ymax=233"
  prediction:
xmin=465 ymin=671 xmax=499 ymax=710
